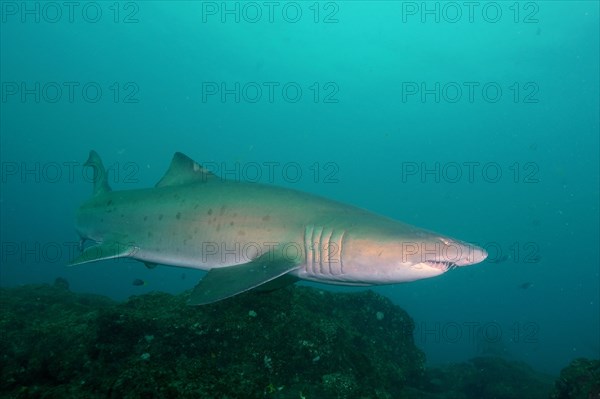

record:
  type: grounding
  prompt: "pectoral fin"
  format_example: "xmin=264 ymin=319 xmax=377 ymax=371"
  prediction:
xmin=188 ymin=253 xmax=300 ymax=305
xmin=254 ymin=273 xmax=299 ymax=292
xmin=69 ymin=240 xmax=137 ymax=266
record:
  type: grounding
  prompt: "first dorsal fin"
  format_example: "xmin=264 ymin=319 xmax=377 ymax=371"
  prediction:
xmin=156 ymin=152 xmax=217 ymax=188
xmin=85 ymin=150 xmax=111 ymax=196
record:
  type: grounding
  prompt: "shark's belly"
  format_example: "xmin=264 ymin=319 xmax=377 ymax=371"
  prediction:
xmin=127 ymin=216 xmax=304 ymax=271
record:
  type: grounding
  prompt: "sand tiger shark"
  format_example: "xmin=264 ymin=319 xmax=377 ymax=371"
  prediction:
xmin=72 ymin=151 xmax=487 ymax=305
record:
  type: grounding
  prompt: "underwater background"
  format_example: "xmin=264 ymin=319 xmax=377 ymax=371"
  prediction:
xmin=1 ymin=0 xmax=598 ymax=382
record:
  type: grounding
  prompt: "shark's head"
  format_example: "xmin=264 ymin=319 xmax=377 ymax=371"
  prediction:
xmin=310 ymin=224 xmax=487 ymax=285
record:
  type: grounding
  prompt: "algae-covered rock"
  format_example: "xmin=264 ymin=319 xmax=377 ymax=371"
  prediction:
xmin=0 ymin=283 xmax=424 ymax=398
xmin=0 ymin=284 xmax=114 ymax=398
xmin=551 ymin=358 xmax=600 ymax=399
xmin=407 ymin=356 xmax=555 ymax=399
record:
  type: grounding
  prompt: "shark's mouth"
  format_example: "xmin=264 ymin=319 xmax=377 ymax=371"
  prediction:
xmin=424 ymin=260 xmax=457 ymax=272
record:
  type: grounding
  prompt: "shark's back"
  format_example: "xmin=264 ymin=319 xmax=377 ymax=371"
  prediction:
xmin=72 ymin=151 xmax=487 ymax=306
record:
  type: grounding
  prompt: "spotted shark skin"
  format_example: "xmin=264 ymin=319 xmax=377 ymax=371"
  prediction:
xmin=72 ymin=151 xmax=487 ymax=304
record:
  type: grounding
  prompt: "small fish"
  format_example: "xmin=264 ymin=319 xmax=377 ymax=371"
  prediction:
xmin=518 ymin=282 xmax=533 ymax=290
xmin=132 ymin=278 xmax=146 ymax=286
xmin=181 ymin=273 xmax=186 ymax=280
xmin=527 ymin=254 xmax=542 ymax=263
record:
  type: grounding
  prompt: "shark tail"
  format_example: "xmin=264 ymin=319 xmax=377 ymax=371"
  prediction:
xmin=84 ymin=150 xmax=111 ymax=196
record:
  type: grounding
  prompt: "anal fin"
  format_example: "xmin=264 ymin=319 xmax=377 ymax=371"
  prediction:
xmin=144 ymin=262 xmax=159 ymax=269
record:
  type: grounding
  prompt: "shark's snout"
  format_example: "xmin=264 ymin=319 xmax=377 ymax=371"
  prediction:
xmin=454 ymin=243 xmax=488 ymax=266
xmin=428 ymin=237 xmax=487 ymax=267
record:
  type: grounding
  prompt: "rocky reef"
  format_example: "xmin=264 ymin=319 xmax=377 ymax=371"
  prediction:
xmin=406 ymin=356 xmax=556 ymax=399
xmin=0 ymin=282 xmax=591 ymax=399
xmin=0 ymin=282 xmax=422 ymax=398
xmin=550 ymin=358 xmax=600 ymax=399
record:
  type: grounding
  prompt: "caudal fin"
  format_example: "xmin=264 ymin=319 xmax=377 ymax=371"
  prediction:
xmin=84 ymin=150 xmax=111 ymax=196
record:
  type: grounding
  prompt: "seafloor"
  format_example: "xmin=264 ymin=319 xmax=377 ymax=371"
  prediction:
xmin=0 ymin=282 xmax=597 ymax=399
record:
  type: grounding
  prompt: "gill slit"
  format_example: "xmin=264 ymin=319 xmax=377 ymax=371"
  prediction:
xmin=338 ymin=230 xmax=346 ymax=275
